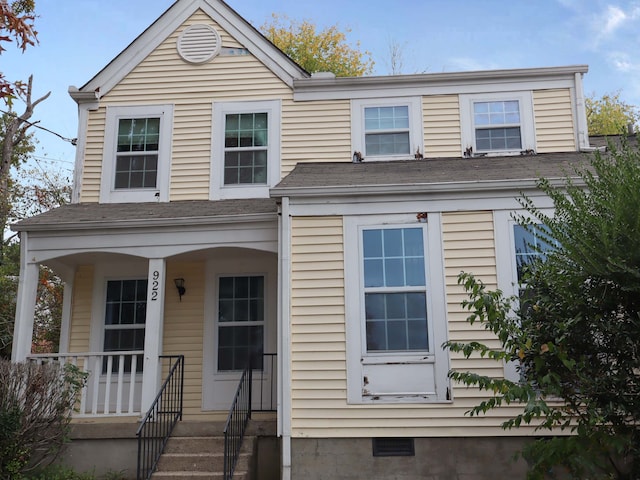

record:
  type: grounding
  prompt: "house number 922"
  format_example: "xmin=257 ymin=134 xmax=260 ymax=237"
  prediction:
xmin=151 ymin=270 xmax=160 ymax=301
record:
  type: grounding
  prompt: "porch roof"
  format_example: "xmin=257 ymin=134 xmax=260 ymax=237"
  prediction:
xmin=12 ymin=198 xmax=279 ymax=232
xmin=270 ymin=151 xmax=594 ymax=197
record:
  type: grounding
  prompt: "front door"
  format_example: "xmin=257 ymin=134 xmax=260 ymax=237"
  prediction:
xmin=202 ymin=250 xmax=276 ymax=410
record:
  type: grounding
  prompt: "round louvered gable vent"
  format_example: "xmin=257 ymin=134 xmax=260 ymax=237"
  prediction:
xmin=177 ymin=24 xmax=221 ymax=64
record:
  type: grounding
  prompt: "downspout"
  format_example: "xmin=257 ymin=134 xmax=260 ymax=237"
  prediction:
xmin=277 ymin=197 xmax=292 ymax=480
xmin=574 ymin=72 xmax=590 ymax=150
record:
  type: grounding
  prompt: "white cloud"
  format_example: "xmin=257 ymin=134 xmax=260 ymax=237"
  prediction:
xmin=608 ymin=51 xmax=640 ymax=72
xmin=443 ymin=57 xmax=503 ymax=72
xmin=602 ymin=5 xmax=628 ymax=34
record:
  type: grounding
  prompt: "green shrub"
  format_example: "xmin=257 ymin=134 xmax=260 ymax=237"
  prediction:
xmin=0 ymin=359 xmax=87 ymax=479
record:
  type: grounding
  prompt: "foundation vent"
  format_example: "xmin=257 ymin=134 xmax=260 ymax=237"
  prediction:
xmin=177 ymin=24 xmax=221 ymax=64
xmin=372 ymin=437 xmax=415 ymax=457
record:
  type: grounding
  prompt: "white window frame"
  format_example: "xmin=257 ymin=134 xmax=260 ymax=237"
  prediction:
xmin=344 ymin=213 xmax=450 ymax=404
xmin=494 ymin=209 xmax=554 ymax=381
xmin=460 ymin=91 xmax=535 ymax=156
xmin=211 ymin=100 xmax=281 ymax=200
xmin=101 ymin=105 xmax=173 ymax=203
xmin=351 ymin=97 xmax=423 ymax=162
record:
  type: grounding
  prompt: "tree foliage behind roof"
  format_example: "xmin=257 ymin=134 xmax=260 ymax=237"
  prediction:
xmin=586 ymin=91 xmax=639 ymax=136
xmin=260 ymin=14 xmax=374 ymax=77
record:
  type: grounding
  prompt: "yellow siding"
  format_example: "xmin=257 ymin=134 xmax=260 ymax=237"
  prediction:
xmin=281 ymin=100 xmax=352 ymax=175
xmin=423 ymin=95 xmax=461 ymax=158
xmin=289 ymin=213 xmax=534 ymax=438
xmin=69 ymin=266 xmax=94 ymax=353
xmin=80 ymin=10 xmax=293 ymax=203
xmin=534 ymin=88 xmax=577 ymax=153
xmin=163 ymin=262 xmax=205 ymax=416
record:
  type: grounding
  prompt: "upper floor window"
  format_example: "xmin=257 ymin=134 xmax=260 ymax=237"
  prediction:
xmin=352 ymin=97 xmax=423 ymax=161
xmin=115 ymin=118 xmax=159 ymax=189
xmin=460 ymin=92 xmax=535 ymax=156
xmin=101 ymin=105 xmax=173 ymax=203
xmin=224 ymin=113 xmax=268 ymax=185
xmin=212 ymin=100 xmax=281 ymax=200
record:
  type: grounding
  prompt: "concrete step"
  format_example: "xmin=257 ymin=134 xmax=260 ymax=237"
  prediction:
xmin=151 ymin=472 xmax=249 ymax=480
xmin=156 ymin=451 xmax=250 ymax=473
xmin=164 ymin=436 xmax=225 ymax=453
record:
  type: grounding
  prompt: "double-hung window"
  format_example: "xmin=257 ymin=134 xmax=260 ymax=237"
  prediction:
xmin=103 ymin=279 xmax=147 ymax=372
xmin=460 ymin=92 xmax=535 ymax=156
xmin=101 ymin=105 xmax=173 ymax=203
xmin=217 ymin=275 xmax=265 ymax=371
xmin=344 ymin=213 xmax=449 ymax=404
xmin=212 ymin=100 xmax=281 ymax=200
xmin=363 ymin=227 xmax=429 ymax=352
xmin=352 ymin=97 xmax=423 ymax=161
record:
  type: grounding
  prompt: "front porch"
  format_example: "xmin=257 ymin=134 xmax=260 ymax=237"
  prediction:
xmin=26 ymin=351 xmax=277 ymax=419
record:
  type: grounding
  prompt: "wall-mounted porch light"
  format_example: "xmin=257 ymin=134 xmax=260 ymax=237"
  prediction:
xmin=174 ymin=278 xmax=186 ymax=301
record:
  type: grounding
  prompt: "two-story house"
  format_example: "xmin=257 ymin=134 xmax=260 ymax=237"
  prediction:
xmin=11 ymin=0 xmax=595 ymax=478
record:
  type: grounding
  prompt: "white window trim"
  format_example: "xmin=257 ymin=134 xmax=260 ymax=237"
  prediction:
xmin=211 ymin=100 xmax=281 ymax=200
xmin=460 ymin=91 xmax=535 ymax=157
xmin=351 ymin=97 xmax=423 ymax=162
xmin=494 ymin=209 xmax=554 ymax=381
xmin=100 ymin=105 xmax=173 ymax=203
xmin=344 ymin=212 xmax=450 ymax=404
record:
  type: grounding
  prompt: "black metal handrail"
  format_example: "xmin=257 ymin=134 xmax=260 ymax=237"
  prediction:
xmin=223 ymin=360 xmax=253 ymax=480
xmin=136 ymin=355 xmax=184 ymax=480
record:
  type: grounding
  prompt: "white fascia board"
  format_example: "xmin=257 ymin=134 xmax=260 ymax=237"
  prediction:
xmin=271 ymin=177 xmax=581 ymax=199
xmin=285 ymin=191 xmax=557 ymax=217
xmin=13 ymin=212 xmax=278 ymax=233
xmin=293 ymin=65 xmax=588 ymax=101
xmin=73 ymin=0 xmax=306 ymax=101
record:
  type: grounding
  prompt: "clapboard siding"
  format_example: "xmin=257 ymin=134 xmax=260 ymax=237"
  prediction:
xmin=423 ymin=95 xmax=462 ymax=157
xmin=534 ymin=88 xmax=577 ymax=153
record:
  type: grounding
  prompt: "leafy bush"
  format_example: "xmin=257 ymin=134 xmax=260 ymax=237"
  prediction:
xmin=0 ymin=359 xmax=87 ymax=479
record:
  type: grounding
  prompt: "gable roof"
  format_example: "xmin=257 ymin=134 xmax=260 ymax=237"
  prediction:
xmin=70 ymin=0 xmax=309 ymax=102
xmin=271 ymin=152 xmax=592 ymax=198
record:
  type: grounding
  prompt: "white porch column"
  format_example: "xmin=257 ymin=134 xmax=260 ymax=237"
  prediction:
xmin=11 ymin=233 xmax=39 ymax=362
xmin=140 ymin=258 xmax=166 ymax=413
xmin=58 ymin=279 xmax=74 ymax=354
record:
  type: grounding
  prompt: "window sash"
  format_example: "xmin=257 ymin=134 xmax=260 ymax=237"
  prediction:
xmin=223 ymin=112 xmax=269 ymax=185
xmin=114 ymin=118 xmax=160 ymax=190
xmin=103 ymin=279 xmax=147 ymax=372
xmin=361 ymin=227 xmax=429 ymax=353
xmin=217 ymin=275 xmax=265 ymax=371
xmin=364 ymin=106 xmax=411 ymax=156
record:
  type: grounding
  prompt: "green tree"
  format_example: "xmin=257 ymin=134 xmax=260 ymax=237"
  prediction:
xmin=586 ymin=91 xmax=639 ymax=135
xmin=445 ymin=142 xmax=640 ymax=479
xmin=260 ymin=14 xmax=374 ymax=76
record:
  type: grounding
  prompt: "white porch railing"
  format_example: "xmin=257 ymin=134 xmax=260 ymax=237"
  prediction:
xmin=27 ymin=351 xmax=144 ymax=417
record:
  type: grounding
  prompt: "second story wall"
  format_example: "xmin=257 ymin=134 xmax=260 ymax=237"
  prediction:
xmin=79 ymin=10 xmax=294 ymax=203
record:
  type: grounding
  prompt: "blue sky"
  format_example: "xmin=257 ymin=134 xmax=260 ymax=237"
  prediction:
xmin=4 ymin=0 xmax=640 ymax=176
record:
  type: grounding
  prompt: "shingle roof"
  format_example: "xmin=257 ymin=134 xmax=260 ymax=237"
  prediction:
xmin=13 ymin=198 xmax=278 ymax=231
xmin=271 ymin=152 xmax=592 ymax=195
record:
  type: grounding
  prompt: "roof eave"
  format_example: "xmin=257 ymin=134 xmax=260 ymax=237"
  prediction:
xmin=12 ymin=211 xmax=278 ymax=233
xmin=270 ymin=177 xmax=581 ymax=199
